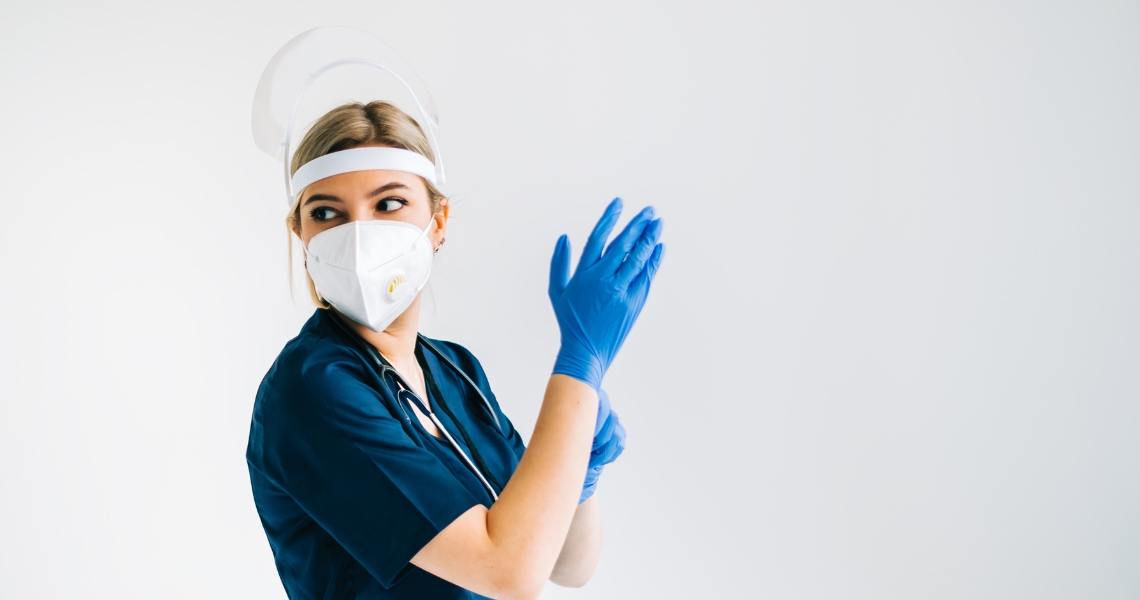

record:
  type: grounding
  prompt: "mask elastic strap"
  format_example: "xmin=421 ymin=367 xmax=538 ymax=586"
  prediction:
xmin=372 ymin=217 xmax=437 ymax=274
xmin=416 ymin=215 xmax=439 ymax=250
xmin=299 ymin=232 xmax=309 ymax=260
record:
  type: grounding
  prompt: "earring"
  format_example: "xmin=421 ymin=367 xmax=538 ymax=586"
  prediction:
xmin=434 ymin=236 xmax=446 ymax=253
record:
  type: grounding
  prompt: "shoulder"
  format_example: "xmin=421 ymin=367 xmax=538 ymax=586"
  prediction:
xmin=258 ymin=311 xmax=375 ymax=413
xmin=420 ymin=336 xmax=488 ymax=379
xmin=283 ymin=325 xmax=366 ymax=383
xmin=251 ymin=313 xmax=399 ymax=459
xmin=420 ymin=335 xmax=477 ymax=362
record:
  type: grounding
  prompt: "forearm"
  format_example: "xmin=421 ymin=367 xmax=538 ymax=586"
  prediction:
xmin=550 ymin=495 xmax=603 ymax=587
xmin=411 ymin=375 xmax=596 ymax=599
xmin=485 ymin=374 xmax=597 ymax=594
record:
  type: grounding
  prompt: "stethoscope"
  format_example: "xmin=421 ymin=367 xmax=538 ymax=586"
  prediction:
xmin=327 ymin=313 xmax=502 ymax=501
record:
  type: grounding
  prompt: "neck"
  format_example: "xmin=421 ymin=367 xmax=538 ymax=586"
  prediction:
xmin=332 ymin=293 xmax=423 ymax=365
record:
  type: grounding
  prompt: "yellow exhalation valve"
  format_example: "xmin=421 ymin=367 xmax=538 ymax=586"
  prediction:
xmin=384 ymin=270 xmax=409 ymax=302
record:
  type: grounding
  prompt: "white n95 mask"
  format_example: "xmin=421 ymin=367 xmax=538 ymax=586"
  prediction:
xmin=304 ymin=219 xmax=435 ymax=332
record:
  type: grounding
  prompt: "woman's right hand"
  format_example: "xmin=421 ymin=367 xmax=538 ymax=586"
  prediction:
xmin=580 ymin=388 xmax=626 ymax=503
xmin=548 ymin=198 xmax=665 ymax=390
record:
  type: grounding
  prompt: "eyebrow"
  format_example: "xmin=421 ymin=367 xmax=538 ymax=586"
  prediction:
xmin=303 ymin=193 xmax=341 ymax=206
xmin=302 ymin=182 xmax=411 ymax=206
xmin=367 ymin=182 xmax=410 ymax=197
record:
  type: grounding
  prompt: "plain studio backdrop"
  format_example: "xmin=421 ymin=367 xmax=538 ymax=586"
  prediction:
xmin=1 ymin=1 xmax=1137 ymax=598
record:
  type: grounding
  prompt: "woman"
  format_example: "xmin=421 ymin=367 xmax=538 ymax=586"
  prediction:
xmin=247 ymin=101 xmax=664 ymax=599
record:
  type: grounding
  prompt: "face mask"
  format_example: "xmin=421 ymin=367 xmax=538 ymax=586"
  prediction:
xmin=304 ymin=218 xmax=436 ymax=332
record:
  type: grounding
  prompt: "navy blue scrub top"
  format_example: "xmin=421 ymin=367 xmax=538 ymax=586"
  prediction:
xmin=247 ymin=309 xmax=527 ymax=599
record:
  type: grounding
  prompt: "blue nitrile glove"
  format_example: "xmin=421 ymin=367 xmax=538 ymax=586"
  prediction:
xmin=580 ymin=388 xmax=626 ymax=503
xmin=549 ymin=198 xmax=665 ymax=390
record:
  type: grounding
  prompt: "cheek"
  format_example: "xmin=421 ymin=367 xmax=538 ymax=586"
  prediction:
xmin=299 ymin=218 xmax=325 ymax=247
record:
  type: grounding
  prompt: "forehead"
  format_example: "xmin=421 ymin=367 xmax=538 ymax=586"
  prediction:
xmin=303 ymin=169 xmax=428 ymax=198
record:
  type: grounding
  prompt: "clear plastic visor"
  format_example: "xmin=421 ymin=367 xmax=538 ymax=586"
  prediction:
xmin=251 ymin=26 xmax=445 ymax=202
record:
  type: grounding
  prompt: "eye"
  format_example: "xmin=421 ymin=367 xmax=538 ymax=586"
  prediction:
xmin=308 ymin=207 xmax=340 ymax=222
xmin=377 ymin=198 xmax=407 ymax=212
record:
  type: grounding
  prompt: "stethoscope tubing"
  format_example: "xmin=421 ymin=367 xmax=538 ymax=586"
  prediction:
xmin=400 ymin=389 xmax=499 ymax=501
xmin=417 ymin=336 xmax=501 ymax=432
xmin=326 ymin=313 xmax=502 ymax=500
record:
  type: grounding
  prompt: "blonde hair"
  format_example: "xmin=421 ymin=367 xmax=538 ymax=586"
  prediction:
xmin=286 ymin=101 xmax=446 ymax=307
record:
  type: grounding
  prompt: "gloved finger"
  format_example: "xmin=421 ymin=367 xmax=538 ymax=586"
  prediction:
xmin=629 ymin=243 xmax=665 ymax=296
xmin=593 ymin=408 xmax=620 ymax=451
xmin=614 ymin=218 xmax=663 ymax=291
xmin=595 ymin=388 xmax=612 ymax=436
xmin=548 ymin=234 xmax=571 ymax=298
xmin=599 ymin=206 xmax=656 ymax=273
xmin=576 ymin=198 xmax=624 ymax=276
xmin=610 ymin=413 xmax=626 ymax=450
xmin=645 ymin=243 xmax=665 ymax=281
xmin=582 ymin=463 xmax=604 ymax=490
xmin=579 ymin=470 xmax=601 ymax=504
xmin=593 ymin=420 xmax=626 ymax=465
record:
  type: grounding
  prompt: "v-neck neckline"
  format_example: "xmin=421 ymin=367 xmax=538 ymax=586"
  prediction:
xmin=411 ymin=344 xmax=446 ymax=440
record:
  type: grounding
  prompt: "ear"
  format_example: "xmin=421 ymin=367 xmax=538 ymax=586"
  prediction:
xmin=289 ymin=220 xmax=308 ymax=255
xmin=433 ymin=197 xmax=449 ymax=243
xmin=288 ymin=197 xmax=305 ymax=241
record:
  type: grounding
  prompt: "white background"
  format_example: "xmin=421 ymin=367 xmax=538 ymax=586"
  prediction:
xmin=1 ymin=1 xmax=1138 ymax=598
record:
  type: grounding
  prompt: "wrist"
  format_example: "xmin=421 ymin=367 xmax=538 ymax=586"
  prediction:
xmin=579 ymin=461 xmax=606 ymax=503
xmin=552 ymin=345 xmax=604 ymax=390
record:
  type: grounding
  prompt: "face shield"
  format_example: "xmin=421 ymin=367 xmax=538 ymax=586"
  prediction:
xmin=250 ymin=26 xmax=445 ymax=205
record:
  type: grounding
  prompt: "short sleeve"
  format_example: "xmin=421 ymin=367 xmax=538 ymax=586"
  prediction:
xmin=257 ymin=342 xmax=482 ymax=588
xmin=497 ymin=403 xmax=528 ymax=461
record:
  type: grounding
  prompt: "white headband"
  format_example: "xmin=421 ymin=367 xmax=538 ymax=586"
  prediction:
xmin=291 ymin=147 xmax=437 ymax=200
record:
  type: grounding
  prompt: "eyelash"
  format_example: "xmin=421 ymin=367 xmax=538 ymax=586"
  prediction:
xmin=308 ymin=207 xmax=340 ymax=222
xmin=307 ymin=197 xmax=407 ymax=222
xmin=377 ymin=198 xmax=407 ymax=212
